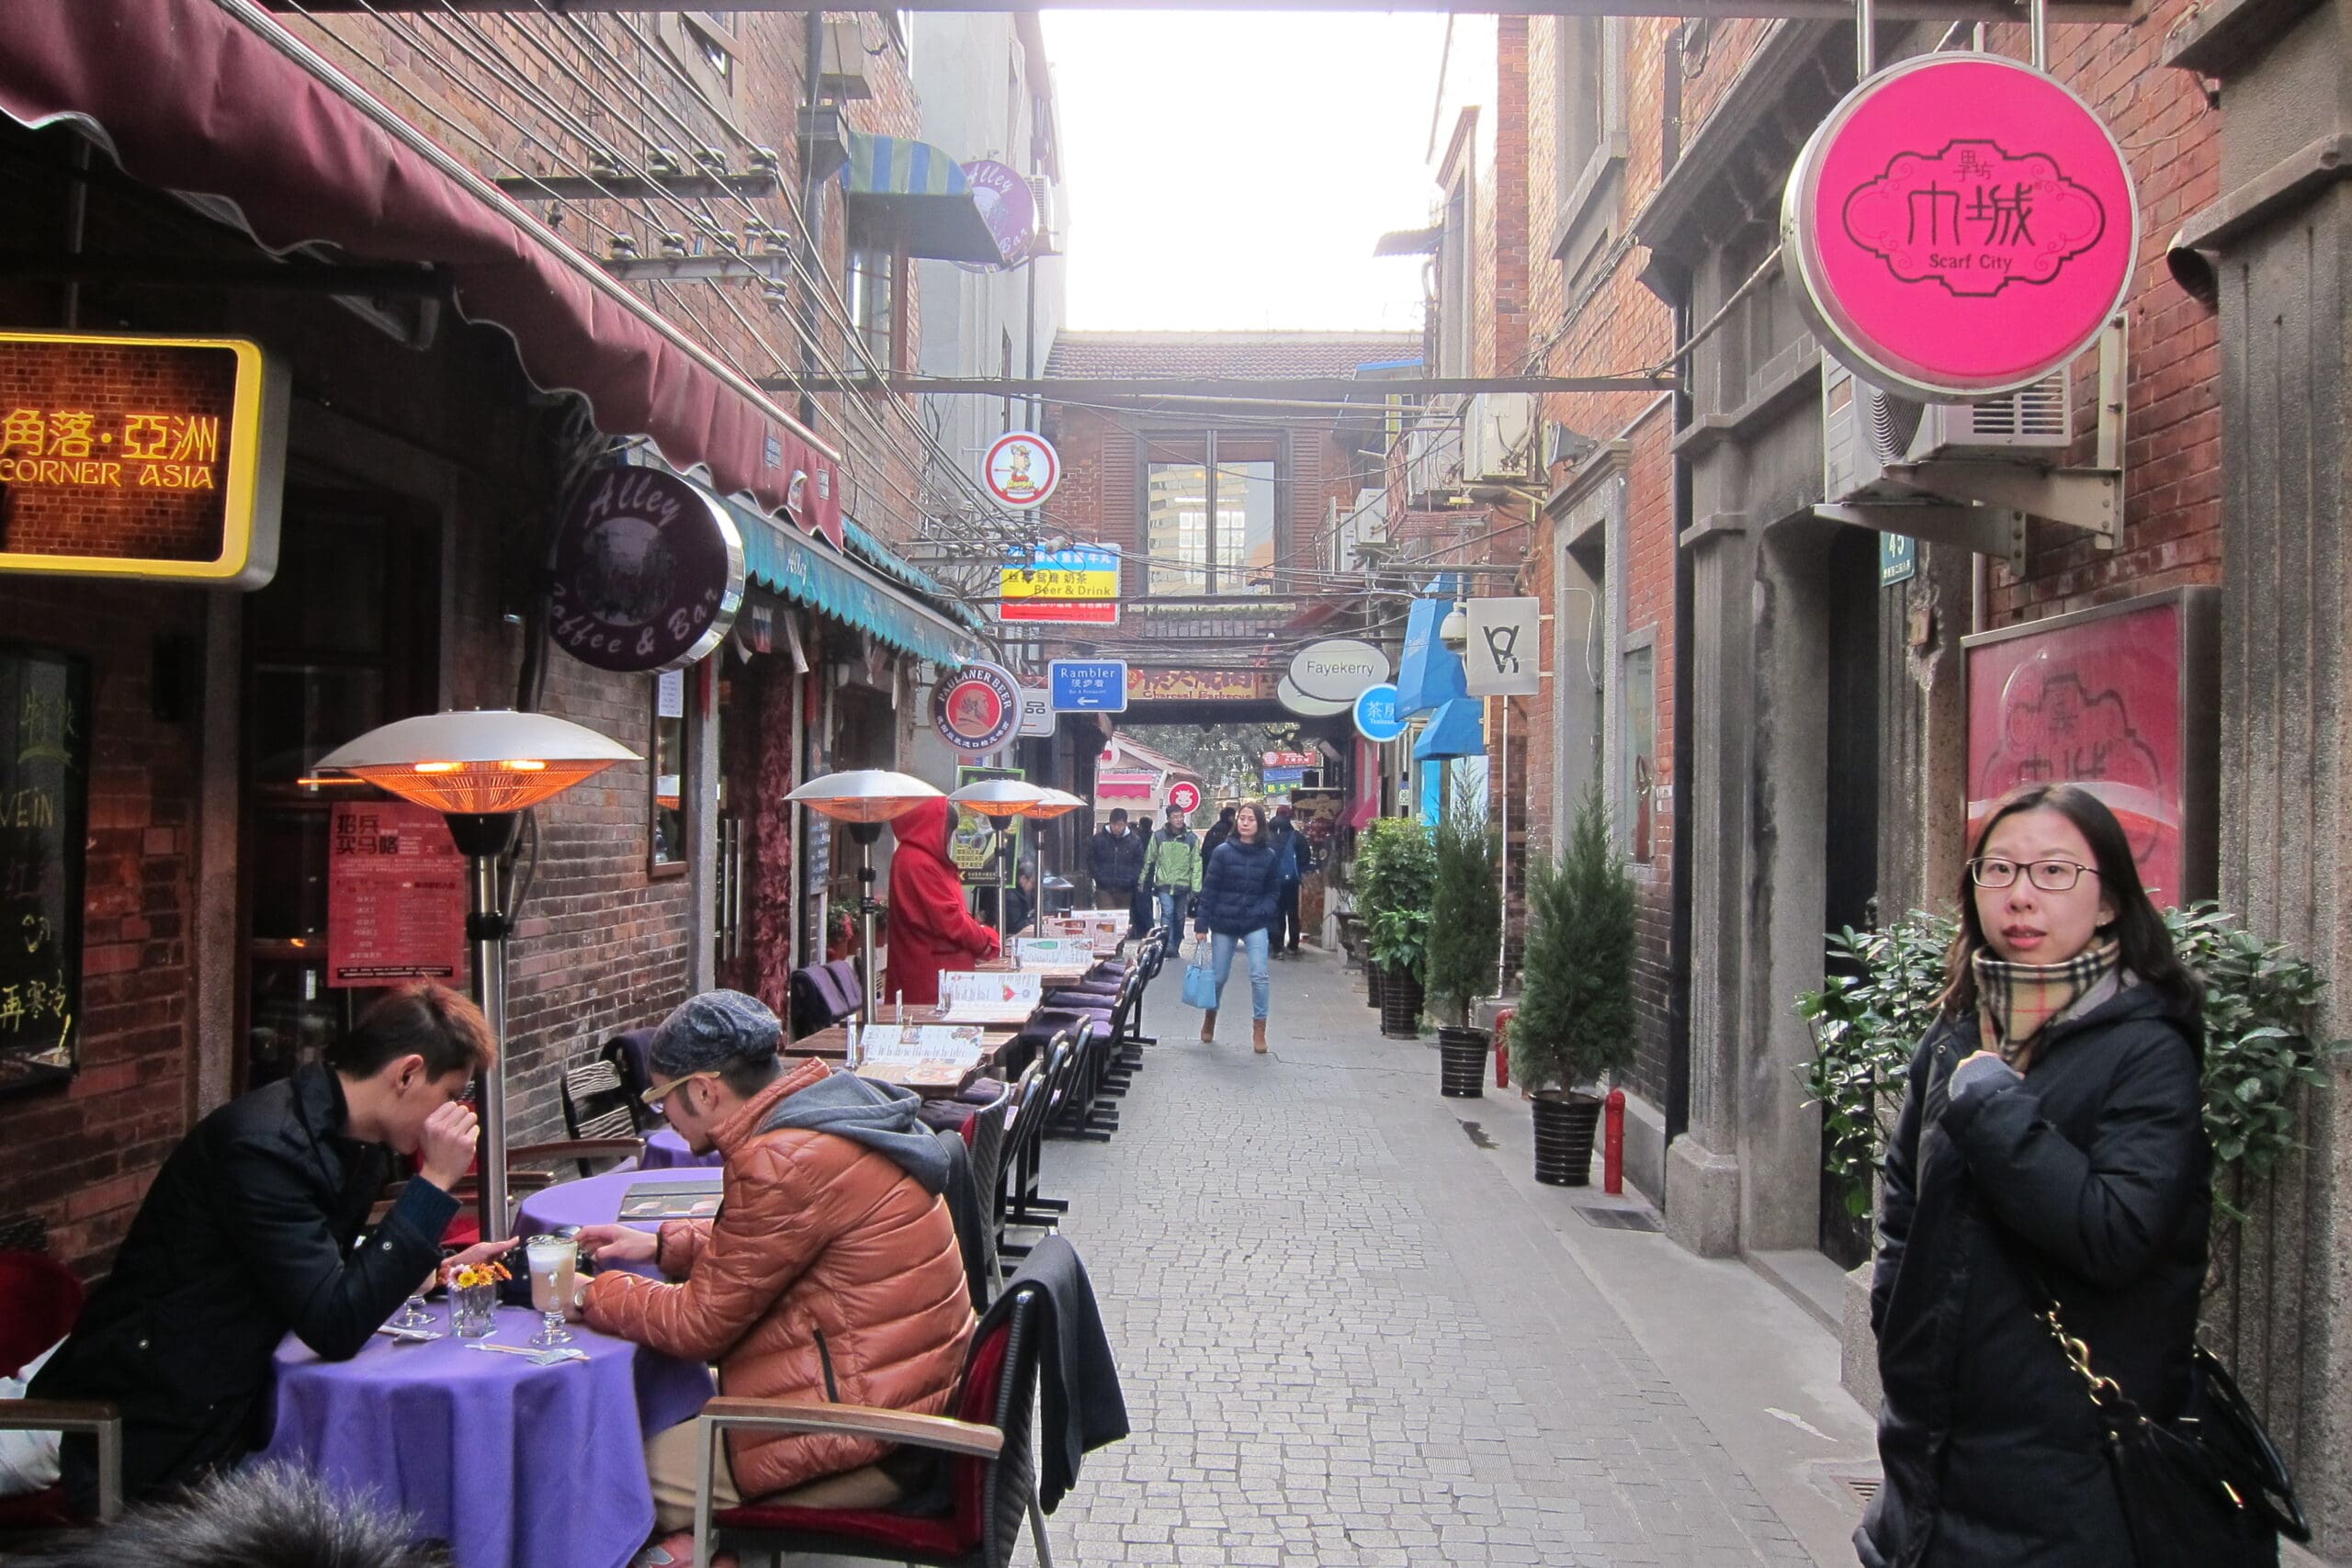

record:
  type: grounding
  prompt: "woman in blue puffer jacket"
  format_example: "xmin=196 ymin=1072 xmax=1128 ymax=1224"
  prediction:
xmin=1192 ymin=800 xmax=1284 ymax=1053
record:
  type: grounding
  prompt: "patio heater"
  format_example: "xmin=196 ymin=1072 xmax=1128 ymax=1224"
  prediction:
xmin=315 ymin=709 xmax=638 ymax=1243
xmin=786 ymin=770 xmax=944 ymax=1021
xmin=944 ymin=778 xmax=1048 ymax=947
xmin=1027 ymin=788 xmax=1086 ymax=926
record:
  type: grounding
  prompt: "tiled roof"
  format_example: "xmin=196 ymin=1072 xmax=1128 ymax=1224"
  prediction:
xmin=1045 ymin=331 xmax=1423 ymax=380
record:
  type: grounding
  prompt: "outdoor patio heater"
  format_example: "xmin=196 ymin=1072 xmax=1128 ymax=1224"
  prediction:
xmin=944 ymin=777 xmax=1048 ymax=947
xmin=786 ymin=769 xmax=944 ymax=1021
xmin=316 ymin=708 xmax=638 ymax=1242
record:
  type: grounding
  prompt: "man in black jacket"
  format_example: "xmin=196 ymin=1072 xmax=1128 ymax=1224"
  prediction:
xmin=32 ymin=984 xmax=492 ymax=1511
xmin=1088 ymin=809 xmax=1145 ymax=914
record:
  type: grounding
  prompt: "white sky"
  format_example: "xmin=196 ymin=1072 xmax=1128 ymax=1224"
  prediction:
xmin=1042 ymin=12 xmax=1449 ymax=332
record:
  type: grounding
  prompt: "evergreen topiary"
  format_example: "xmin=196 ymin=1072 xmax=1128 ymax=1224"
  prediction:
xmin=1427 ymin=796 xmax=1501 ymax=1026
xmin=1511 ymin=783 xmax=1636 ymax=1094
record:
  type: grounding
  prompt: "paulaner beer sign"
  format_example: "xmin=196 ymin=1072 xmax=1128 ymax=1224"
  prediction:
xmin=1782 ymin=54 xmax=2138 ymax=400
xmin=0 ymin=332 xmax=287 ymax=588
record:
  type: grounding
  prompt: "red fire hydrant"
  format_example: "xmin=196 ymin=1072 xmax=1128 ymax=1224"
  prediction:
xmin=1603 ymin=1089 xmax=1626 ymax=1195
xmin=1492 ymin=1009 xmax=1513 ymax=1090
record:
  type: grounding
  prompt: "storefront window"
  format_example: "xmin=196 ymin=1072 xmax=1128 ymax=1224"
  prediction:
xmin=650 ymin=668 xmax=688 ymax=874
xmin=1142 ymin=433 xmax=1280 ymax=596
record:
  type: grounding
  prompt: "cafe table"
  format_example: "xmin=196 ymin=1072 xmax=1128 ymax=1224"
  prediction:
xmin=514 ymin=1167 xmax=720 ymax=1278
xmin=254 ymin=1305 xmax=711 ymax=1568
xmin=639 ymin=1127 xmax=720 ymax=1169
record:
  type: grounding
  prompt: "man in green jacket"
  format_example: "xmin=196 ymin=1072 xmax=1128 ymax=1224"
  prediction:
xmin=1145 ymin=813 xmax=1203 ymax=935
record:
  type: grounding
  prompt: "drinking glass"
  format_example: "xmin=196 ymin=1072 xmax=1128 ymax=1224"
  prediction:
xmin=390 ymin=1289 xmax=435 ymax=1331
xmin=525 ymin=1235 xmax=575 ymax=1348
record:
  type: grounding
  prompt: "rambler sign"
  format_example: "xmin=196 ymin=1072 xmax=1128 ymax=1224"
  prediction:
xmin=1782 ymin=54 xmax=2138 ymax=400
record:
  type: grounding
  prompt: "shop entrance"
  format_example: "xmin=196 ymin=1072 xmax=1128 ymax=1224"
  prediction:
xmin=1817 ymin=525 xmax=1883 ymax=1268
xmin=239 ymin=491 xmax=440 ymax=1089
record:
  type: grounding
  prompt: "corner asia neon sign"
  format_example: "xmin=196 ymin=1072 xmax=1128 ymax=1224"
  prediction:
xmin=1783 ymin=54 xmax=2138 ymax=400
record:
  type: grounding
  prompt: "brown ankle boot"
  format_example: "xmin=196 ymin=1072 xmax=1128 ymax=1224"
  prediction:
xmin=1201 ymin=1010 xmax=1216 ymax=1043
xmin=1253 ymin=1019 xmax=1268 ymax=1053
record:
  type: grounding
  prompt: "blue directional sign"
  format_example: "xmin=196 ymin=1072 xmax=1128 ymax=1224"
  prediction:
xmin=1048 ymin=659 xmax=1128 ymax=713
xmin=1353 ymin=682 xmax=1406 ymax=743
xmin=1262 ymin=767 xmax=1307 ymax=784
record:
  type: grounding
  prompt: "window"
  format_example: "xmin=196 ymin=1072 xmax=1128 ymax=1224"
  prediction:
xmin=848 ymin=247 xmax=892 ymax=370
xmin=1143 ymin=434 xmax=1279 ymax=596
xmin=1552 ymin=17 xmax=1629 ymax=259
xmin=659 ymin=14 xmax=738 ymax=107
xmin=1437 ymin=180 xmax=1471 ymax=378
xmin=1620 ymin=642 xmax=1657 ymax=863
xmin=650 ymin=669 xmax=688 ymax=874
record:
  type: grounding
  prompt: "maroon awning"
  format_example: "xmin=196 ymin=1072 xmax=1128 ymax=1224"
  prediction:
xmin=0 ymin=0 xmax=847 ymax=546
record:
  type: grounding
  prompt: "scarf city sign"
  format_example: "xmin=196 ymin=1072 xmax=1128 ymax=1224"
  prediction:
xmin=1782 ymin=53 xmax=2138 ymax=400
xmin=0 ymin=331 xmax=288 ymax=588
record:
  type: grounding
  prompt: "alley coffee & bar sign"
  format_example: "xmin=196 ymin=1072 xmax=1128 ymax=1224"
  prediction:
xmin=549 ymin=465 xmax=745 ymax=673
xmin=0 ymin=331 xmax=287 ymax=588
xmin=1782 ymin=54 xmax=2138 ymax=400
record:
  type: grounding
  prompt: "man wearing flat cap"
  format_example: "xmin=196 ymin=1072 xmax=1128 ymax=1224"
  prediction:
xmin=570 ymin=991 xmax=976 ymax=1566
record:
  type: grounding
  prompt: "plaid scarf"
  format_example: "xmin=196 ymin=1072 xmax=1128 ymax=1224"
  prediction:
xmin=1974 ymin=937 xmax=2122 ymax=1064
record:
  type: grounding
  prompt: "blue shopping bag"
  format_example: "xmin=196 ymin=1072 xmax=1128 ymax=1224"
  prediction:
xmin=1182 ymin=940 xmax=1219 ymax=1010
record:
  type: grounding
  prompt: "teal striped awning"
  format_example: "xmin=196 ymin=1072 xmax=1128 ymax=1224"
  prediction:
xmin=840 ymin=131 xmax=1000 ymax=265
xmin=721 ymin=496 xmax=979 ymax=670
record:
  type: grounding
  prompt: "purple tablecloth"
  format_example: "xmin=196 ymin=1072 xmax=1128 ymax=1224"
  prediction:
xmin=640 ymin=1128 xmax=721 ymax=1169
xmin=514 ymin=1168 xmax=720 ymax=1280
xmin=254 ymin=1307 xmax=712 ymax=1568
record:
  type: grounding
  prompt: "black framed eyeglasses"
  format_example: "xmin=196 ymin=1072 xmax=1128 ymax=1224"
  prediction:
xmin=1969 ymin=857 xmax=2098 ymax=893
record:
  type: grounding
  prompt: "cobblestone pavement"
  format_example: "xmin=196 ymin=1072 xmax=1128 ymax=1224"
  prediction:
xmin=1023 ymin=947 xmax=1829 ymax=1567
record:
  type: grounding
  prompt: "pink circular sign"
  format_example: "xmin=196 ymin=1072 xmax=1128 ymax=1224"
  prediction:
xmin=1782 ymin=54 xmax=2138 ymax=400
xmin=1167 ymin=780 xmax=1201 ymax=816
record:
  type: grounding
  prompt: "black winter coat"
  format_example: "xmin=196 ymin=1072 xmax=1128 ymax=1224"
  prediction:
xmin=1089 ymin=827 xmax=1146 ymax=893
xmin=1859 ymin=982 xmax=2211 ymax=1568
xmin=31 ymin=1064 xmax=458 ymax=1508
xmin=1192 ymin=839 xmax=1283 ymax=936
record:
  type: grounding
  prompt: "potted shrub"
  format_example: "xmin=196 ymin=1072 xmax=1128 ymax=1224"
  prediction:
xmin=1429 ymin=799 xmax=1502 ymax=1096
xmin=1355 ymin=816 xmax=1436 ymax=1032
xmin=1512 ymin=784 xmax=1635 ymax=1184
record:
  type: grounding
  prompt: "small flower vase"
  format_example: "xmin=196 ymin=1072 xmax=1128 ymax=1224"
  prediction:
xmin=451 ymin=1281 xmax=498 ymax=1338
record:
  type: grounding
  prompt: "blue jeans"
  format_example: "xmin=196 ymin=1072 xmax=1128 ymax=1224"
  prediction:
xmin=1210 ymin=929 xmax=1272 ymax=1021
xmin=1157 ymin=888 xmax=1191 ymax=934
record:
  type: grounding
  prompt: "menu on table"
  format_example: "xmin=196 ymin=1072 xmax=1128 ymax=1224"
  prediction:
xmin=935 ymin=969 xmax=1044 ymax=1023
xmin=1012 ymin=937 xmax=1093 ymax=968
xmin=855 ymin=1024 xmax=985 ymax=1066
xmin=620 ymin=1177 xmax=722 ymax=1220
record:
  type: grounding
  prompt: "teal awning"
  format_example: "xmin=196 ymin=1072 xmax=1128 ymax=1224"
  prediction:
xmin=841 ymin=131 xmax=1000 ymax=265
xmin=721 ymin=497 xmax=978 ymax=669
xmin=843 ymin=518 xmax=987 ymax=630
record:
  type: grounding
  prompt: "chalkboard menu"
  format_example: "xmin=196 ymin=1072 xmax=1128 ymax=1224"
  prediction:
xmin=0 ymin=647 xmax=89 ymax=1094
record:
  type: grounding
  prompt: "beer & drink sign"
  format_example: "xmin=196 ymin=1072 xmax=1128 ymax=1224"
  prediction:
xmin=0 ymin=332 xmax=287 ymax=588
xmin=1783 ymin=54 xmax=2138 ymax=400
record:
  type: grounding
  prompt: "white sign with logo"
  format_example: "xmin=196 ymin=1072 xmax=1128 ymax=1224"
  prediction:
xmin=1277 ymin=675 xmax=1350 ymax=717
xmin=1019 ymin=685 xmax=1055 ymax=739
xmin=981 ymin=431 xmax=1060 ymax=510
xmin=1288 ymin=638 xmax=1388 ymax=704
xmin=1464 ymin=597 xmax=1543 ymax=697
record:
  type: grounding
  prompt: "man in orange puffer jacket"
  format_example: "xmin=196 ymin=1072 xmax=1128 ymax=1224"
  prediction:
xmin=571 ymin=991 xmax=976 ymax=1566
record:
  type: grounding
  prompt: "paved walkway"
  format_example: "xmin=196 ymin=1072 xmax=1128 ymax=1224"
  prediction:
xmin=1024 ymin=945 xmax=1879 ymax=1568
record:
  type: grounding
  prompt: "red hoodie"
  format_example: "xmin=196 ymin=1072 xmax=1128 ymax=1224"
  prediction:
xmin=886 ymin=796 xmax=1002 ymax=1007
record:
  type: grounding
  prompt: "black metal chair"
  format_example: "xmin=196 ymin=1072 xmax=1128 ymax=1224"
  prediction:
xmin=1001 ymin=1032 xmax=1082 ymax=1266
xmin=695 ymin=1282 xmax=1054 ymax=1568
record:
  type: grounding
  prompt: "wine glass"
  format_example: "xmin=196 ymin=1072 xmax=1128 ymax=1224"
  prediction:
xmin=525 ymin=1235 xmax=575 ymax=1349
xmin=390 ymin=1272 xmax=436 ymax=1331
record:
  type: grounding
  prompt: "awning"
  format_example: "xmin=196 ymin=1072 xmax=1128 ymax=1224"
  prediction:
xmin=723 ymin=494 xmax=979 ymax=670
xmin=842 ymin=132 xmax=1001 ymax=265
xmin=1396 ymin=597 xmax=1469 ymax=717
xmin=0 ymin=0 xmax=846 ymax=546
xmin=1412 ymin=698 xmax=1487 ymax=761
xmin=843 ymin=518 xmax=988 ymax=630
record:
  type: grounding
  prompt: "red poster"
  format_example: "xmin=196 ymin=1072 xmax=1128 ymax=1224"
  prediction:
xmin=1965 ymin=597 xmax=2187 ymax=906
xmin=328 ymin=801 xmax=469 ymax=987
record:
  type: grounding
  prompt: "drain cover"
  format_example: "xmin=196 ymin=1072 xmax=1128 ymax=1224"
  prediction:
xmin=1848 ymin=1477 xmax=1883 ymax=1503
xmin=1574 ymin=1206 xmax=1662 ymax=1232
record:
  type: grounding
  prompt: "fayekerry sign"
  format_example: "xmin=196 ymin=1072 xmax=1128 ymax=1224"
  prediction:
xmin=550 ymin=466 xmax=745 ymax=673
xmin=1782 ymin=54 xmax=2137 ymax=400
xmin=0 ymin=332 xmax=287 ymax=589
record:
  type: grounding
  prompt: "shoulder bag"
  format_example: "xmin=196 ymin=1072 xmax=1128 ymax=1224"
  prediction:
xmin=2036 ymin=1281 xmax=2306 ymax=1567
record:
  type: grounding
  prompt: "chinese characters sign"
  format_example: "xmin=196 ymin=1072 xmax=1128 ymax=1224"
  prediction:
xmin=0 ymin=333 xmax=285 ymax=587
xmin=327 ymin=802 xmax=469 ymax=987
xmin=1048 ymin=660 xmax=1128 ymax=712
xmin=932 ymin=661 xmax=1023 ymax=753
xmin=0 ymin=649 xmax=89 ymax=1096
xmin=1125 ymin=667 xmax=1272 ymax=703
xmin=1000 ymin=545 xmax=1119 ymax=626
xmin=1782 ymin=55 xmax=2137 ymax=399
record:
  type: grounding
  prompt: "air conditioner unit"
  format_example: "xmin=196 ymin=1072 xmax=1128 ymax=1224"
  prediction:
xmin=1823 ymin=359 xmax=2071 ymax=503
xmin=1464 ymin=393 xmax=1536 ymax=481
xmin=1403 ymin=420 xmax=1463 ymax=507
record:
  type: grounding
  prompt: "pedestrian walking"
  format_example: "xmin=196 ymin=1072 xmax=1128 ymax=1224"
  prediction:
xmin=1192 ymin=800 xmax=1283 ymax=1054
xmin=1265 ymin=801 xmax=1314 ymax=955
xmin=1144 ymin=812 xmax=1203 ymax=935
xmin=1859 ymin=783 xmax=2222 ymax=1568
xmin=1088 ymin=807 xmax=1145 ymax=923
xmin=1202 ymin=805 xmax=1237 ymax=860
xmin=1129 ymin=814 xmax=1156 ymax=937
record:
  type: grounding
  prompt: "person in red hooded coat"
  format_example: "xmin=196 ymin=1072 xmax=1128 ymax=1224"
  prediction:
xmin=886 ymin=796 xmax=1002 ymax=1008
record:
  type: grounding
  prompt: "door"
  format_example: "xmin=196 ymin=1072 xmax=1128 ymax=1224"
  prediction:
xmin=1818 ymin=526 xmax=1882 ymax=1268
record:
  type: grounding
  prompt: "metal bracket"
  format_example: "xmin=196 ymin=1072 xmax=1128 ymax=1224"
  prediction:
xmin=601 ymin=256 xmax=797 ymax=284
xmin=1814 ymin=502 xmax=2029 ymax=573
xmin=1881 ymin=461 xmax=2120 ymax=543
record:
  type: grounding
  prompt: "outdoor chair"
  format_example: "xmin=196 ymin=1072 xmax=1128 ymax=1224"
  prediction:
xmin=561 ymin=1058 xmax=646 ymax=1145
xmin=1000 ymin=1036 xmax=1079 ymax=1267
xmin=692 ymin=1280 xmax=1053 ymax=1568
xmin=982 ymin=1061 xmax=1042 ymax=1257
xmin=601 ymin=1028 xmax=656 ymax=1103
xmin=0 ymin=1249 xmax=121 ymax=1532
xmin=787 ymin=964 xmax=863 ymax=1039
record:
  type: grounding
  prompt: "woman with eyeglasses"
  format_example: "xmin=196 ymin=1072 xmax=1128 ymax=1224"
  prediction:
xmin=1858 ymin=783 xmax=2218 ymax=1568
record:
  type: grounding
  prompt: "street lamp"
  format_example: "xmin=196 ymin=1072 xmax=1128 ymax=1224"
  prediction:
xmin=944 ymin=777 xmax=1047 ymax=948
xmin=316 ymin=708 xmax=638 ymax=1242
xmin=786 ymin=770 xmax=944 ymax=1021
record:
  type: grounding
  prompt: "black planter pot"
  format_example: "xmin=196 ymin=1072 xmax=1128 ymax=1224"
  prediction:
xmin=1377 ymin=965 xmax=1424 ymax=1038
xmin=1438 ymin=1027 xmax=1489 ymax=1098
xmin=1532 ymin=1092 xmax=1603 ymax=1186
xmin=1367 ymin=961 xmax=1384 ymax=1010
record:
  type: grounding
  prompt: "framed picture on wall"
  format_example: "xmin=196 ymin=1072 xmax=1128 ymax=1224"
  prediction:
xmin=0 ymin=645 xmax=91 ymax=1096
xmin=1961 ymin=587 xmax=2220 ymax=908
